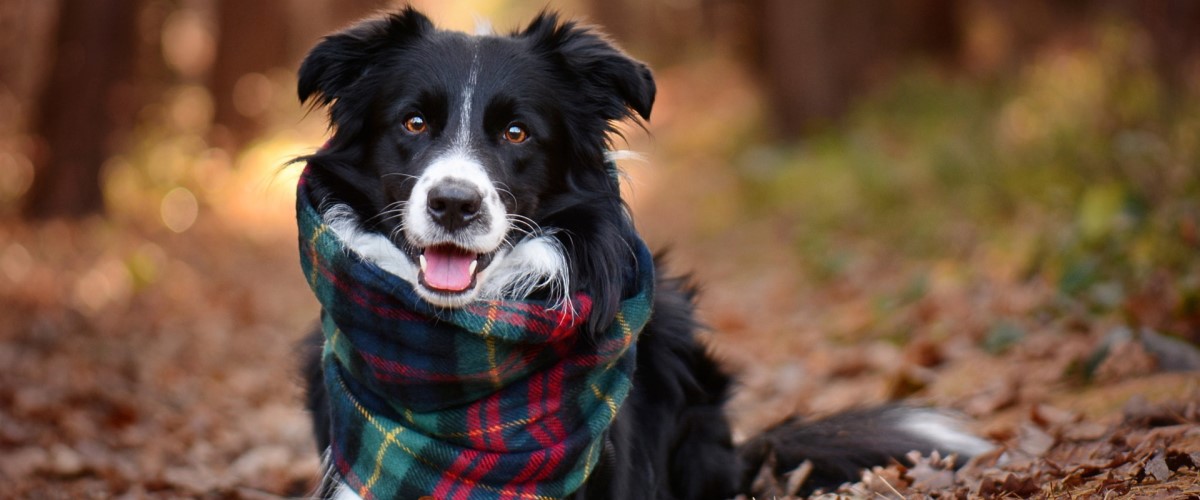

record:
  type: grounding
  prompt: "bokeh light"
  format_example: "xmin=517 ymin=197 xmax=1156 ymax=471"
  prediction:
xmin=160 ymin=186 xmax=198 ymax=233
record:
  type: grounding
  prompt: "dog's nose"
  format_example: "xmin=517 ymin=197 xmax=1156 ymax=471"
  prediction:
xmin=427 ymin=182 xmax=484 ymax=230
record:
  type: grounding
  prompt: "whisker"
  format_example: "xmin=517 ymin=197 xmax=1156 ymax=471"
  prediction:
xmin=506 ymin=219 xmax=538 ymax=237
xmin=494 ymin=181 xmax=519 ymax=208
xmin=363 ymin=201 xmax=408 ymax=226
xmin=381 ymin=172 xmax=421 ymax=183
xmin=506 ymin=214 xmax=544 ymax=236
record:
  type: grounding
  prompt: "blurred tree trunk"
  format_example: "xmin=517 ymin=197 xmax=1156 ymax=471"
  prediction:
xmin=587 ymin=0 xmax=1198 ymax=141
xmin=209 ymin=0 xmax=289 ymax=151
xmin=210 ymin=0 xmax=389 ymax=151
xmin=755 ymin=0 xmax=858 ymax=134
xmin=24 ymin=0 xmax=140 ymax=219
xmin=0 ymin=1 xmax=58 ymax=135
xmin=747 ymin=0 xmax=961 ymax=137
xmin=1122 ymin=0 xmax=1200 ymax=91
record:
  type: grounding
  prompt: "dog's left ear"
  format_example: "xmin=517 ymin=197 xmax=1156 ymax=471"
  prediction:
xmin=522 ymin=12 xmax=656 ymax=121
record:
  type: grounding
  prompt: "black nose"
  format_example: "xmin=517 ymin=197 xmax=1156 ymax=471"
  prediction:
xmin=427 ymin=182 xmax=484 ymax=230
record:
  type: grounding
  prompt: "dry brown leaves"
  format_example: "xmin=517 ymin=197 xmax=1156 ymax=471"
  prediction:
xmin=0 ymin=219 xmax=320 ymax=498
xmin=3 ymin=205 xmax=1200 ymax=499
xmin=742 ymin=400 xmax=1200 ymax=499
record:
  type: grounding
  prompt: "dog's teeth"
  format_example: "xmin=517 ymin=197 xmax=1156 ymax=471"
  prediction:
xmin=419 ymin=254 xmax=427 ymax=272
xmin=469 ymin=260 xmax=478 ymax=275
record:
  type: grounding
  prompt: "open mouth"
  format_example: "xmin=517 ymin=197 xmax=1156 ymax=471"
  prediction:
xmin=415 ymin=244 xmax=496 ymax=294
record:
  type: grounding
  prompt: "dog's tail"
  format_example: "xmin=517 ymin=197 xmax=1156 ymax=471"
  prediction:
xmin=737 ymin=405 xmax=993 ymax=495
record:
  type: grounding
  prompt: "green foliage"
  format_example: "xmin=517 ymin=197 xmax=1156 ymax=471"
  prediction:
xmin=738 ymin=25 xmax=1200 ymax=338
xmin=983 ymin=320 xmax=1026 ymax=355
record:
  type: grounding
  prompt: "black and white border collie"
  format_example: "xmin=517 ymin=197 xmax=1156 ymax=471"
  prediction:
xmin=296 ymin=7 xmax=990 ymax=499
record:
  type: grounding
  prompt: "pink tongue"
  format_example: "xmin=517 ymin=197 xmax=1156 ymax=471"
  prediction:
xmin=422 ymin=246 xmax=477 ymax=292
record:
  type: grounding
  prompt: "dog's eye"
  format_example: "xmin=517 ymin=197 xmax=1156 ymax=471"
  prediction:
xmin=503 ymin=123 xmax=529 ymax=144
xmin=403 ymin=114 xmax=427 ymax=134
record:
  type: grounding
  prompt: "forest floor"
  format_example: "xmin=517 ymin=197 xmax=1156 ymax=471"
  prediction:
xmin=3 ymin=186 xmax=1199 ymax=499
xmin=4 ymin=39 xmax=1200 ymax=500
xmin=3 ymin=171 xmax=1199 ymax=499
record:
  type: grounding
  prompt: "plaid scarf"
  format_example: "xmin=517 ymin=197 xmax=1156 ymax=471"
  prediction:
xmin=296 ymin=166 xmax=654 ymax=500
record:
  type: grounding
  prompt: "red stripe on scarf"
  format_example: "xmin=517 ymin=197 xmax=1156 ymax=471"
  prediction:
xmin=360 ymin=349 xmax=532 ymax=384
xmin=513 ymin=449 xmax=548 ymax=484
xmin=487 ymin=393 xmax=506 ymax=452
xmin=546 ymin=364 xmax=567 ymax=442
xmin=467 ymin=398 xmax=485 ymax=449
xmin=526 ymin=372 xmax=554 ymax=448
xmin=434 ymin=449 xmax=501 ymax=500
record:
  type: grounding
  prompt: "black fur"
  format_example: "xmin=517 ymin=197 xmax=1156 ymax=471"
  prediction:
xmin=296 ymin=7 xmax=984 ymax=499
xmin=739 ymin=406 xmax=977 ymax=494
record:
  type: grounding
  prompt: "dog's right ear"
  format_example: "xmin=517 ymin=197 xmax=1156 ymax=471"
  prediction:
xmin=298 ymin=7 xmax=433 ymax=107
xmin=520 ymin=12 xmax=656 ymax=122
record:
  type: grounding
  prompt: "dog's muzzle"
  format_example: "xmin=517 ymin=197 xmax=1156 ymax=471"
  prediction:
xmin=402 ymin=152 xmax=509 ymax=297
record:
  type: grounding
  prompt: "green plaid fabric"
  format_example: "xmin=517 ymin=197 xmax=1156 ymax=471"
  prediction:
xmin=297 ymin=166 xmax=654 ymax=500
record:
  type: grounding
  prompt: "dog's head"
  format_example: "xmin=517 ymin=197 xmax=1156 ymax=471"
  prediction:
xmin=297 ymin=7 xmax=654 ymax=313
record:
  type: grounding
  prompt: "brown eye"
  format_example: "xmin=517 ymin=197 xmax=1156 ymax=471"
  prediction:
xmin=403 ymin=114 xmax=427 ymax=134
xmin=503 ymin=123 xmax=528 ymax=144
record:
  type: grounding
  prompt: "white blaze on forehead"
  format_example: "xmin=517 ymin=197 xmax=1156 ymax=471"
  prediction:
xmin=454 ymin=45 xmax=481 ymax=150
xmin=403 ymin=150 xmax=507 ymax=251
xmin=473 ymin=16 xmax=494 ymax=36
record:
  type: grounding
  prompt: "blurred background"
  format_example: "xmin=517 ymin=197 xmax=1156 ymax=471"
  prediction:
xmin=1 ymin=0 xmax=1199 ymax=497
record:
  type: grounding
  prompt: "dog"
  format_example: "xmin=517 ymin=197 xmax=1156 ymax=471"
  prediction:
xmin=294 ymin=7 xmax=991 ymax=499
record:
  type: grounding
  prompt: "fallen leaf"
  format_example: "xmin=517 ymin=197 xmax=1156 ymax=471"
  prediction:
xmin=1144 ymin=450 xmax=1171 ymax=482
xmin=909 ymin=460 xmax=955 ymax=491
xmin=749 ymin=452 xmax=781 ymax=498
xmin=1062 ymin=421 xmax=1109 ymax=441
xmin=1017 ymin=424 xmax=1056 ymax=457
xmin=976 ymin=472 xmax=1040 ymax=497
xmin=782 ymin=459 xmax=813 ymax=497
xmin=962 ymin=377 xmax=1019 ymax=416
xmin=47 ymin=444 xmax=86 ymax=478
xmin=1031 ymin=403 xmax=1079 ymax=428
xmin=1139 ymin=329 xmax=1200 ymax=372
xmin=858 ymin=465 xmax=910 ymax=498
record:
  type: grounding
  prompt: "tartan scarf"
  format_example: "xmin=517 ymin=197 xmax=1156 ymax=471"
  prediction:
xmin=296 ymin=166 xmax=654 ymax=500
